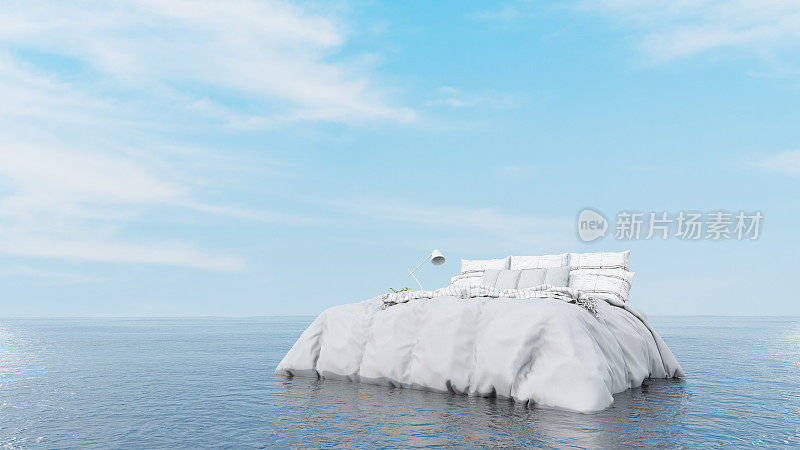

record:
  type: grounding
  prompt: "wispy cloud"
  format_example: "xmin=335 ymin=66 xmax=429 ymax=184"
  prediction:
xmin=580 ymin=0 xmax=800 ymax=65
xmin=0 ymin=0 xmax=414 ymax=125
xmin=326 ymin=197 xmax=572 ymax=247
xmin=0 ymin=142 xmax=184 ymax=206
xmin=0 ymin=0 xmax=416 ymax=272
xmin=0 ymin=266 xmax=100 ymax=285
xmin=0 ymin=139 xmax=250 ymax=271
xmin=758 ymin=150 xmax=800 ymax=174
xmin=0 ymin=237 xmax=244 ymax=272
xmin=426 ymin=86 xmax=517 ymax=109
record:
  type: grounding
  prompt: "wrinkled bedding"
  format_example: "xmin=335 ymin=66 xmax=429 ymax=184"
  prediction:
xmin=380 ymin=284 xmax=597 ymax=313
xmin=275 ymin=293 xmax=684 ymax=413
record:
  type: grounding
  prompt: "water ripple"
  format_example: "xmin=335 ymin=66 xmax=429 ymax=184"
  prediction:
xmin=0 ymin=316 xmax=798 ymax=448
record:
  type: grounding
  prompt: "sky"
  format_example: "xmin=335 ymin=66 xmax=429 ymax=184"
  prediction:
xmin=1 ymin=0 xmax=799 ymax=317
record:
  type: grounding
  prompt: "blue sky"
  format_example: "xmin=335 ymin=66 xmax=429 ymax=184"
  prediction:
xmin=1 ymin=0 xmax=799 ymax=316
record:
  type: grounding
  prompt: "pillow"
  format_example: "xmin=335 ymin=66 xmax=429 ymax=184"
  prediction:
xmin=495 ymin=270 xmax=522 ymax=290
xmin=460 ymin=256 xmax=511 ymax=274
xmin=517 ymin=266 xmax=571 ymax=288
xmin=569 ymin=270 xmax=635 ymax=302
xmin=543 ymin=265 xmax=571 ymax=287
xmin=510 ymin=253 xmax=568 ymax=270
xmin=516 ymin=268 xmax=545 ymax=288
xmin=483 ymin=269 xmax=521 ymax=290
xmin=483 ymin=267 xmax=571 ymax=289
xmin=481 ymin=269 xmax=501 ymax=287
xmin=569 ymin=250 xmax=630 ymax=272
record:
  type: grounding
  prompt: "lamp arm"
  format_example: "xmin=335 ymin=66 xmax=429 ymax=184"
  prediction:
xmin=407 ymin=251 xmax=433 ymax=277
xmin=408 ymin=269 xmax=423 ymax=290
xmin=407 ymin=251 xmax=434 ymax=290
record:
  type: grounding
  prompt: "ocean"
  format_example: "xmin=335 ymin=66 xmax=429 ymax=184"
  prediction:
xmin=1 ymin=316 xmax=798 ymax=448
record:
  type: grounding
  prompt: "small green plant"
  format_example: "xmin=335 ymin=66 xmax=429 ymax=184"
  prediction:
xmin=389 ymin=287 xmax=411 ymax=293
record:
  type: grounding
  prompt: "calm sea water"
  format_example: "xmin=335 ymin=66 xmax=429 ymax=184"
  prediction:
xmin=1 ymin=316 xmax=798 ymax=448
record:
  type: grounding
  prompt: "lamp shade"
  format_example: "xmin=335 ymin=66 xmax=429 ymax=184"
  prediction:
xmin=430 ymin=249 xmax=445 ymax=266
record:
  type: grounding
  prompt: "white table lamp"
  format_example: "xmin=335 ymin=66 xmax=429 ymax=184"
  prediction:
xmin=407 ymin=249 xmax=446 ymax=290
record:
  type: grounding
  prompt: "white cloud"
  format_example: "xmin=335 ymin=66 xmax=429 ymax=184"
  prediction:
xmin=175 ymin=200 xmax=324 ymax=225
xmin=0 ymin=237 xmax=244 ymax=272
xmin=1 ymin=266 xmax=100 ymax=285
xmin=0 ymin=0 xmax=414 ymax=125
xmin=581 ymin=0 xmax=800 ymax=65
xmin=0 ymin=143 xmax=185 ymax=205
xmin=0 ymin=139 xmax=251 ymax=271
xmin=758 ymin=150 xmax=800 ymax=174
xmin=0 ymin=0 xmax=416 ymax=272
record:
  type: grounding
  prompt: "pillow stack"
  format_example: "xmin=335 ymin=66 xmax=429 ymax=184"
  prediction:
xmin=450 ymin=251 xmax=635 ymax=303
xmin=568 ymin=250 xmax=634 ymax=303
xmin=479 ymin=252 xmax=571 ymax=289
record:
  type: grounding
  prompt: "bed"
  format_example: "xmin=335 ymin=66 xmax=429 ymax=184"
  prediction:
xmin=275 ymin=251 xmax=684 ymax=413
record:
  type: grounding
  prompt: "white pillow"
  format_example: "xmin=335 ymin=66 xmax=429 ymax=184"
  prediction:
xmin=460 ymin=256 xmax=511 ymax=274
xmin=516 ymin=268 xmax=544 ymax=288
xmin=543 ymin=266 xmax=571 ymax=287
xmin=482 ymin=269 xmax=521 ymax=289
xmin=510 ymin=253 xmax=568 ymax=270
xmin=569 ymin=250 xmax=630 ymax=272
xmin=569 ymin=270 xmax=635 ymax=302
xmin=481 ymin=269 xmax=501 ymax=287
xmin=495 ymin=270 xmax=522 ymax=290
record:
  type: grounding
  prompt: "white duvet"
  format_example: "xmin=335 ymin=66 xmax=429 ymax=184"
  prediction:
xmin=275 ymin=291 xmax=684 ymax=413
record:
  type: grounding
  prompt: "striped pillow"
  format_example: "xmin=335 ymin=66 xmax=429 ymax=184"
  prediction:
xmin=569 ymin=270 xmax=635 ymax=303
xmin=510 ymin=253 xmax=568 ymax=270
xmin=569 ymin=250 xmax=630 ymax=272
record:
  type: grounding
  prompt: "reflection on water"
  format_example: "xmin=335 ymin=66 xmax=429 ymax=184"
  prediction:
xmin=274 ymin=376 xmax=690 ymax=448
xmin=0 ymin=316 xmax=798 ymax=448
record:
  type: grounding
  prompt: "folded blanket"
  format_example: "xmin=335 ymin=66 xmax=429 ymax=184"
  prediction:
xmin=450 ymin=272 xmax=484 ymax=284
xmin=381 ymin=284 xmax=597 ymax=314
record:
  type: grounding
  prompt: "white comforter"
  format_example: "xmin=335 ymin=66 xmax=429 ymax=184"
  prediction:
xmin=275 ymin=291 xmax=684 ymax=413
